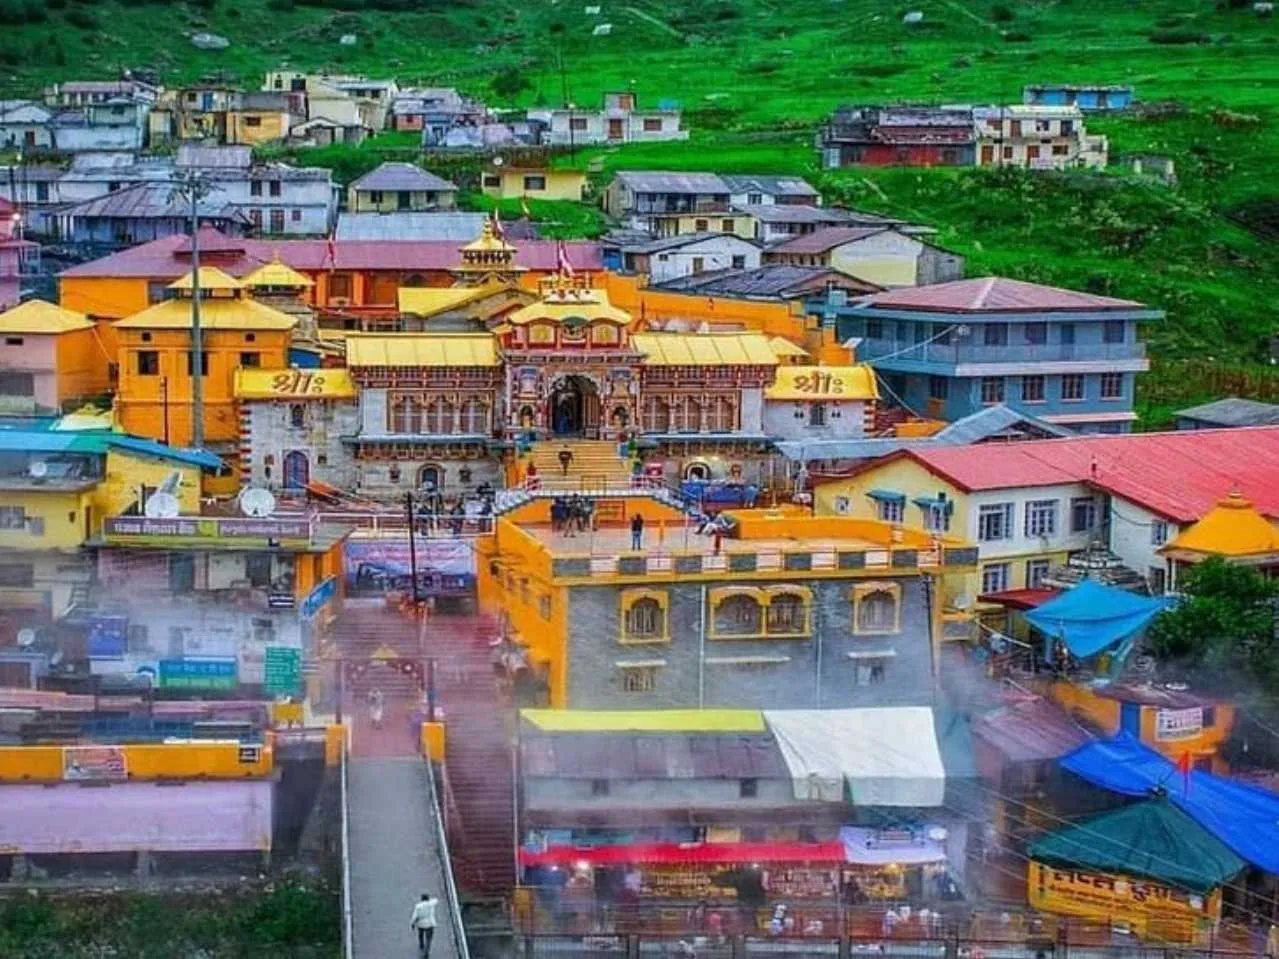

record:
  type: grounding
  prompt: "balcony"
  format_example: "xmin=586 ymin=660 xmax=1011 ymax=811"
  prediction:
xmin=856 ymin=338 xmax=1147 ymax=371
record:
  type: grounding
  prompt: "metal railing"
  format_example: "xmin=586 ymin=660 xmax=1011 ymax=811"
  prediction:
xmin=424 ymin=757 xmax=471 ymax=959
xmin=340 ymin=735 xmax=354 ymax=959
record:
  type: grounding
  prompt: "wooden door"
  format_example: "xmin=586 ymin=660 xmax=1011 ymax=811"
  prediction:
xmin=980 ymin=144 xmax=994 ymax=164
xmin=608 ymin=118 xmax=624 ymax=140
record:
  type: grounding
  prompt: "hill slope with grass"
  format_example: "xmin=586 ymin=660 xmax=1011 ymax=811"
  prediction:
xmin=3 ymin=0 xmax=1278 ymax=421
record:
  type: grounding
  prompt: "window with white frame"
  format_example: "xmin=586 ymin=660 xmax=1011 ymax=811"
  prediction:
xmin=1026 ymin=559 xmax=1051 ymax=588
xmin=1025 ymin=499 xmax=1059 ymax=538
xmin=1070 ymin=496 xmax=1098 ymax=533
xmin=921 ymin=502 xmax=950 ymax=533
xmin=978 ymin=503 xmax=1014 ymax=541
xmin=981 ymin=563 xmax=1010 ymax=594
xmin=980 ymin=377 xmax=1005 ymax=405
xmin=1150 ymin=520 xmax=1170 ymax=546
xmin=877 ymin=498 xmax=904 ymax=523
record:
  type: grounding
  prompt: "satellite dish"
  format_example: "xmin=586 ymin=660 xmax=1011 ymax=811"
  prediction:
xmin=28 ymin=460 xmax=48 ymax=478
xmin=157 ymin=470 xmax=182 ymax=496
xmin=239 ymin=487 xmax=277 ymax=518
xmin=491 ymin=156 xmax=504 ymax=166
xmin=144 ymin=491 xmax=181 ymax=519
xmin=16 ymin=628 xmax=36 ymax=648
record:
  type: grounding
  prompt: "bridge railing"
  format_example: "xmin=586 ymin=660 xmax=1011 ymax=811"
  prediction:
xmin=425 ymin=757 xmax=471 ymax=959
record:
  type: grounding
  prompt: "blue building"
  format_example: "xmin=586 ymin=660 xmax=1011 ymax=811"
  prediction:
xmin=822 ymin=276 xmax=1160 ymax=434
xmin=1022 ymin=84 xmax=1134 ymax=112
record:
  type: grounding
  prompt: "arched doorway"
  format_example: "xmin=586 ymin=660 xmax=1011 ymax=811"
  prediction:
xmin=550 ymin=375 xmax=600 ymax=436
xmin=418 ymin=464 xmax=442 ymax=490
xmin=283 ymin=451 xmax=310 ymax=489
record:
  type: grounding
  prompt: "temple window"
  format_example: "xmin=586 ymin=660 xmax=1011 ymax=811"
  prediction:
xmin=711 ymin=591 xmax=763 ymax=638
xmin=425 ymin=396 xmax=454 ymax=434
xmin=388 ymin=392 xmax=426 ymax=433
xmin=642 ymin=396 xmax=670 ymax=433
xmin=673 ymin=396 xmax=702 ymax=433
xmin=708 ymin=395 xmax=737 ymax=432
xmin=289 ymin=404 xmax=306 ymax=429
xmin=765 ymin=590 xmax=810 ymax=636
xmin=592 ymin=323 xmax=619 ymax=345
xmin=620 ymin=590 xmax=669 ymax=644
xmin=461 ymin=397 xmax=489 ymax=434
xmin=852 ymin=582 xmax=902 ymax=635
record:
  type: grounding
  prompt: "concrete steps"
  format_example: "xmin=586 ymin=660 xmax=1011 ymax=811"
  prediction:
xmin=523 ymin=440 xmax=632 ymax=491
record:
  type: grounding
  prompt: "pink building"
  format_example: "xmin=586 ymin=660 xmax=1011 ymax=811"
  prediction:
xmin=0 ymin=300 xmax=107 ymax=414
xmin=0 ymin=196 xmax=39 ymax=310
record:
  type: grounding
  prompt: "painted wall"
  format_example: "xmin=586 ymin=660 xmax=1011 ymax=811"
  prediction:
xmin=0 ymin=550 xmax=93 ymax=618
xmin=830 ymin=233 xmax=923 ymax=288
xmin=525 ymin=774 xmax=798 ymax=815
xmin=59 ymin=276 xmax=152 ymax=320
xmin=0 ymin=334 xmax=58 ymax=412
xmin=762 ymin=398 xmax=871 ymax=441
xmin=346 ymin=188 xmax=457 ymax=213
xmin=0 ymin=741 xmax=272 ymax=783
xmin=1108 ymin=495 xmax=1181 ymax=594
xmin=0 ymin=489 xmax=92 ymax=551
xmin=241 ymin=398 xmax=359 ymax=491
xmin=643 ymin=237 xmax=761 ymax=283
xmin=226 ymin=110 xmax=292 ymax=146
xmin=96 ymin=450 xmax=204 ymax=521
xmin=482 ymin=170 xmax=588 ymax=202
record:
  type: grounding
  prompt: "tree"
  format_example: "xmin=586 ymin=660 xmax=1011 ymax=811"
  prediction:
xmin=1146 ymin=557 xmax=1279 ymax=695
xmin=492 ymin=66 xmax=531 ymax=100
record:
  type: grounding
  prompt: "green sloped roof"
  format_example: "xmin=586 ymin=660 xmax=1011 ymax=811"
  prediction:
xmin=1029 ymin=800 xmax=1245 ymax=893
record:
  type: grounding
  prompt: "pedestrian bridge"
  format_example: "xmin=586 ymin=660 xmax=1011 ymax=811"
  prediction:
xmin=343 ymin=751 xmax=468 ymax=959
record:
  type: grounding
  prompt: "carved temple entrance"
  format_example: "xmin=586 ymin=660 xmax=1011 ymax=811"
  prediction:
xmin=550 ymin=374 xmax=601 ymax=437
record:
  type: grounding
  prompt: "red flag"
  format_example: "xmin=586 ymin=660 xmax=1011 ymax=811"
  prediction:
xmin=556 ymin=240 xmax=575 ymax=278
xmin=491 ymin=207 xmax=505 ymax=240
xmin=326 ymin=233 xmax=337 ymax=273
xmin=1176 ymin=751 xmax=1193 ymax=793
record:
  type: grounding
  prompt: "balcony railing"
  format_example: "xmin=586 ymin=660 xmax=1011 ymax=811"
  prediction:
xmin=856 ymin=338 xmax=1146 ymax=366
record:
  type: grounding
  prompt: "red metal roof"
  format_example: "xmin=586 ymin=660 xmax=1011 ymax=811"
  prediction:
xmin=977 ymin=588 xmax=1059 ymax=610
xmin=860 ymin=276 xmax=1145 ymax=313
xmin=520 ymin=840 xmax=847 ymax=867
xmin=901 ymin=427 xmax=1279 ymax=523
xmin=60 ymin=230 xmax=603 ymax=279
xmin=769 ymin=227 xmax=889 ymax=255
xmin=972 ymin=697 xmax=1092 ymax=764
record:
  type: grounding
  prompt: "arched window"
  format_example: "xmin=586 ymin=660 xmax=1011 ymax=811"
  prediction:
xmin=289 ymin=404 xmax=306 ymax=429
xmin=460 ymin=397 xmax=488 ymax=434
xmin=389 ymin=393 xmax=425 ymax=433
xmin=708 ymin=395 xmax=736 ymax=432
xmin=766 ymin=593 xmax=808 ymax=635
xmin=713 ymin=594 xmax=762 ymax=637
xmin=425 ymin=397 xmax=453 ymax=434
xmin=642 ymin=396 xmax=670 ymax=433
xmin=854 ymin=585 xmax=901 ymax=635
xmin=418 ymin=465 xmax=441 ymax=489
xmin=625 ymin=598 xmax=665 ymax=640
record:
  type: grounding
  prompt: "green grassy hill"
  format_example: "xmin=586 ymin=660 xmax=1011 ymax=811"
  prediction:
xmin=3 ymin=0 xmax=1279 ymax=421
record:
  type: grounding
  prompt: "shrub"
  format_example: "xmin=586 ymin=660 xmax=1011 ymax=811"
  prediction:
xmin=990 ymin=3 xmax=1014 ymax=21
xmin=65 ymin=6 xmax=99 ymax=28
xmin=1003 ymin=29 xmax=1033 ymax=42
xmin=1148 ymin=29 xmax=1210 ymax=43
xmin=491 ymin=66 xmax=530 ymax=99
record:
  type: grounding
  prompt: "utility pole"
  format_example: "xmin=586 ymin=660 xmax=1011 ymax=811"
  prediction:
xmin=405 ymin=490 xmax=421 ymax=604
xmin=170 ymin=170 xmax=213 ymax=449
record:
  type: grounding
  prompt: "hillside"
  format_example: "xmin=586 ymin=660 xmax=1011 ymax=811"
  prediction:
xmin=3 ymin=0 xmax=1279 ymax=421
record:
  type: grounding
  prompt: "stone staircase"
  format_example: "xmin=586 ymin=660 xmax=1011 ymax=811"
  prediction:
xmin=523 ymin=440 xmax=632 ymax=491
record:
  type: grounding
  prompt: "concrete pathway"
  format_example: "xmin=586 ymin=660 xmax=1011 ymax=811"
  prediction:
xmin=348 ymin=757 xmax=460 ymax=959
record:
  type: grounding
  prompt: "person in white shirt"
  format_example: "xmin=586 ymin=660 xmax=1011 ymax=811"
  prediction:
xmin=409 ymin=892 xmax=438 ymax=956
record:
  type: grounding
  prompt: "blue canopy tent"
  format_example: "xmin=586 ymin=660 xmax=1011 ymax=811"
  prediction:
xmin=1060 ymin=733 xmax=1279 ymax=875
xmin=1024 ymin=580 xmax=1170 ymax=664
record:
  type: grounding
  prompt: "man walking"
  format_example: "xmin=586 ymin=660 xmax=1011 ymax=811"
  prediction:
xmin=410 ymin=892 xmax=438 ymax=956
xmin=630 ymin=513 xmax=645 ymax=550
xmin=558 ymin=444 xmax=573 ymax=476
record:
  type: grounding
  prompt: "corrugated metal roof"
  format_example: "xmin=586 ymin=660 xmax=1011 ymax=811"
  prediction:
xmin=614 ymin=171 xmax=728 ymax=194
xmin=521 ymin=709 xmax=765 ymax=733
xmin=397 ymin=285 xmax=495 ymax=316
xmin=654 ymin=265 xmax=876 ymax=299
xmin=971 ymin=696 xmax=1091 ymax=764
xmin=632 ymin=332 xmax=778 ymax=366
xmin=0 ymin=300 xmax=92 ymax=334
xmin=623 ymin=231 xmax=757 ymax=255
xmin=240 ymin=258 xmax=314 ymax=289
xmin=860 ymin=276 xmax=1146 ymax=313
xmin=104 ymin=434 xmax=223 ymax=469
xmin=168 ymin=267 xmax=243 ymax=292
xmin=769 ymin=226 xmax=890 ymax=254
xmin=721 ymin=175 xmax=818 ymax=197
xmin=350 ymin=162 xmax=456 ymax=193
xmin=335 ymin=212 xmax=487 ymax=242
xmin=1175 ymin=397 xmax=1279 ymax=428
xmin=0 ymin=429 xmax=219 ymax=468
xmin=767 ymin=336 xmax=809 ymax=358
xmin=903 ymin=427 xmax=1279 ymax=522
xmin=766 ymin=365 xmax=878 ymax=401
xmin=59 ymin=184 xmax=248 ymax=223
xmin=114 ymin=297 xmax=297 ymax=331
xmin=344 ymin=333 xmax=499 ymax=368
xmin=60 ymin=231 xmax=602 ymax=280
xmin=175 ymin=145 xmax=252 ymax=170
xmin=929 ymin=404 xmax=1072 ymax=443
xmin=740 ymin=204 xmax=856 ymax=224
xmin=521 ymin=732 xmax=789 ymax=780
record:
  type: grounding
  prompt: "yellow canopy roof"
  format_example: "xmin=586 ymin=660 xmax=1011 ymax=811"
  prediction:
xmin=234 ymin=368 xmax=356 ymax=400
xmin=345 ymin=333 xmax=500 ymax=368
xmin=168 ymin=267 xmax=244 ymax=292
xmin=398 ymin=284 xmax=498 ymax=317
xmin=631 ymin=332 xmax=779 ymax=367
xmin=766 ymin=365 xmax=879 ymax=401
xmin=461 ymin=218 xmax=517 ymax=254
xmin=1162 ymin=491 xmax=1279 ymax=558
xmin=115 ymin=297 xmax=297 ymax=331
xmin=240 ymin=256 xmax=314 ymax=289
xmin=507 ymin=287 xmax=631 ymax=326
xmin=768 ymin=336 xmax=810 ymax=358
xmin=0 ymin=299 xmax=93 ymax=334
xmin=520 ymin=709 xmax=766 ymax=733
xmin=53 ymin=405 xmax=114 ymax=431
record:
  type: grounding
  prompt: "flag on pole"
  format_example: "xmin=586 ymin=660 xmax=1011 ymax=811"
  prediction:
xmin=520 ymin=196 xmax=532 ymax=219
xmin=556 ymin=240 xmax=575 ymax=277
xmin=490 ymin=207 xmax=505 ymax=240
xmin=1176 ymin=751 xmax=1193 ymax=794
xmin=325 ymin=232 xmax=337 ymax=273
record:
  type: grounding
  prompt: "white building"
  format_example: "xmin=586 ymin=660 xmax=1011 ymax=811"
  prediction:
xmin=974 ymin=105 xmax=1108 ymax=170
xmin=615 ymin=233 xmax=762 ymax=283
xmin=0 ymin=100 xmax=54 ymax=151
xmin=535 ymin=92 xmax=687 ymax=146
xmin=762 ymin=365 xmax=879 ymax=441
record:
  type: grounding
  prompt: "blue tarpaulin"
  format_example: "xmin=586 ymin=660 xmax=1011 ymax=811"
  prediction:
xmin=1060 ymin=733 xmax=1279 ymax=874
xmin=1024 ymin=580 xmax=1170 ymax=658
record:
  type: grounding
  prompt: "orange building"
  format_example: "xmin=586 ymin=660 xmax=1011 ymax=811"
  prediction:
xmin=0 ymin=300 xmax=112 ymax=414
xmin=113 ymin=268 xmax=295 ymax=451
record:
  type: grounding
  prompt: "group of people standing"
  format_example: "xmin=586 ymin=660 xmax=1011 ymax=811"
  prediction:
xmin=551 ymin=495 xmax=595 ymax=536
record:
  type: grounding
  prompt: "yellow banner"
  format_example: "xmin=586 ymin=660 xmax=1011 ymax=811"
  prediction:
xmin=1028 ymin=862 xmax=1219 ymax=938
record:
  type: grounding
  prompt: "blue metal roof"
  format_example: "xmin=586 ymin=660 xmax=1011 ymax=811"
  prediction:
xmin=104 ymin=435 xmax=223 ymax=470
xmin=0 ymin=429 xmax=221 ymax=470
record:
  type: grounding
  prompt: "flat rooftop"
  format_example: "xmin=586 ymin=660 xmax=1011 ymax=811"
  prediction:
xmin=523 ymin=524 xmax=891 ymax=557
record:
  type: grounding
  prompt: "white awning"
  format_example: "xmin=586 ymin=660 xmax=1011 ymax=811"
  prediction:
xmin=764 ymin=707 xmax=946 ymax=807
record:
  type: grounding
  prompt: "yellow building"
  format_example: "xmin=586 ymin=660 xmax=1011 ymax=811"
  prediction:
xmin=226 ymin=97 xmax=294 ymax=146
xmin=658 ymin=211 xmax=757 ymax=241
xmin=480 ymin=168 xmax=588 ymax=203
xmin=112 ymin=268 xmax=296 ymax=450
xmin=0 ymin=300 xmax=112 ymax=415
xmin=346 ymin=162 xmax=458 ymax=213
xmin=476 ymin=496 xmax=975 ymax=708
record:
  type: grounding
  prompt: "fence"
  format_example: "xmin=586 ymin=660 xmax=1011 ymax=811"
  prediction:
xmin=340 ymin=737 xmax=354 ymax=959
xmin=424 ymin=758 xmax=471 ymax=959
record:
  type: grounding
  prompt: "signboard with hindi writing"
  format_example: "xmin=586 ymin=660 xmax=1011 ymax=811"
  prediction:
xmin=63 ymin=745 xmax=127 ymax=782
xmin=1156 ymin=707 xmax=1204 ymax=741
xmin=103 ymin=516 xmax=312 ymax=547
xmin=158 ymin=658 xmax=238 ymax=690
xmin=1028 ymin=862 xmax=1219 ymax=939
xmin=263 ymin=647 xmax=302 ymax=696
